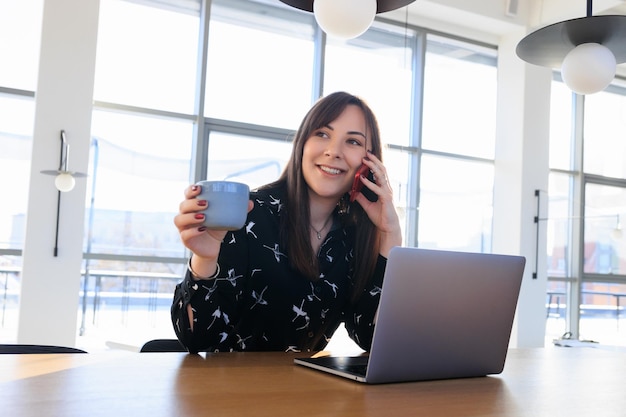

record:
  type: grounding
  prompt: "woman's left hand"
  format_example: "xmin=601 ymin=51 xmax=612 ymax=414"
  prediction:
xmin=353 ymin=152 xmax=403 ymax=257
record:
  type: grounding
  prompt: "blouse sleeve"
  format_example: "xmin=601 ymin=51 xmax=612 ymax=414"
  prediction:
xmin=343 ymin=255 xmax=387 ymax=351
xmin=170 ymin=228 xmax=249 ymax=353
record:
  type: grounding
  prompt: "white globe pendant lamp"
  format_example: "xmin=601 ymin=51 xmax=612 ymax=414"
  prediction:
xmin=313 ymin=0 xmax=376 ymax=39
xmin=516 ymin=0 xmax=626 ymax=95
xmin=279 ymin=0 xmax=416 ymax=39
xmin=561 ymin=43 xmax=616 ymax=95
xmin=54 ymin=172 xmax=76 ymax=193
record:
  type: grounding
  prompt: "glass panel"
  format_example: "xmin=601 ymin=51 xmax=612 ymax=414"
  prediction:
xmin=204 ymin=0 xmax=315 ymax=129
xmin=77 ymin=260 xmax=185 ymax=349
xmin=583 ymin=183 xmax=626 ymax=275
xmin=0 ymin=256 xmax=22 ymax=343
xmin=206 ymin=132 xmax=293 ymax=190
xmin=579 ymin=282 xmax=626 ymax=346
xmin=0 ymin=94 xmax=31 ymax=342
xmin=94 ymin=0 xmax=200 ymax=113
xmin=88 ymin=110 xmax=193 ymax=257
xmin=418 ymin=154 xmax=494 ymax=252
xmin=0 ymin=95 xmax=34 ymax=250
xmin=324 ymin=21 xmax=414 ymax=147
xmin=545 ymin=280 xmax=568 ymax=342
xmin=584 ymin=87 xmax=626 ymax=179
xmin=383 ymin=148 xmax=410 ymax=246
xmin=0 ymin=0 xmax=43 ymax=90
xmin=546 ymin=173 xmax=573 ymax=278
xmin=422 ymin=35 xmax=497 ymax=159
xmin=549 ymin=81 xmax=574 ymax=170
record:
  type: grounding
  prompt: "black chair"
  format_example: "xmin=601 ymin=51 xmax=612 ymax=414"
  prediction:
xmin=140 ymin=338 xmax=187 ymax=352
xmin=0 ymin=344 xmax=87 ymax=354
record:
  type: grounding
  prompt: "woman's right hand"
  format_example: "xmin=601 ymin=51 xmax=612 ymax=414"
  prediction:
xmin=174 ymin=184 xmax=228 ymax=261
xmin=174 ymin=184 xmax=253 ymax=278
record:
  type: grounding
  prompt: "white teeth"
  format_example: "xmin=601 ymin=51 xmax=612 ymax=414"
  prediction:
xmin=320 ymin=166 xmax=341 ymax=175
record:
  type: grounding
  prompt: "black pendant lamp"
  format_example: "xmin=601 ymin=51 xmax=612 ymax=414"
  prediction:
xmin=279 ymin=0 xmax=416 ymax=39
xmin=516 ymin=0 xmax=626 ymax=94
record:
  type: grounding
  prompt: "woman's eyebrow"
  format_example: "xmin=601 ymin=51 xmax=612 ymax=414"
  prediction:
xmin=347 ymin=130 xmax=367 ymax=139
xmin=324 ymin=124 xmax=366 ymax=139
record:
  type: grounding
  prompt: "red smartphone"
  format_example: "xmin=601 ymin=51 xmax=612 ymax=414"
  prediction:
xmin=349 ymin=164 xmax=378 ymax=202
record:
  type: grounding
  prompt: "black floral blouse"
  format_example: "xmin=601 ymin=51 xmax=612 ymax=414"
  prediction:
xmin=170 ymin=183 xmax=386 ymax=353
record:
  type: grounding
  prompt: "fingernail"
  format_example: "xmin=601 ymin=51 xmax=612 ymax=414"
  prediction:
xmin=198 ymin=226 xmax=207 ymax=232
xmin=191 ymin=185 xmax=199 ymax=191
xmin=194 ymin=213 xmax=204 ymax=220
xmin=197 ymin=200 xmax=207 ymax=207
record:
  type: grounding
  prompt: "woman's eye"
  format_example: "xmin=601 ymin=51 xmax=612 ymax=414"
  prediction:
xmin=348 ymin=138 xmax=363 ymax=146
xmin=315 ymin=131 xmax=329 ymax=138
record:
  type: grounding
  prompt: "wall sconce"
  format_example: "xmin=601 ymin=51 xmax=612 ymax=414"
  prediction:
xmin=40 ymin=130 xmax=88 ymax=256
xmin=41 ymin=130 xmax=88 ymax=192
xmin=516 ymin=0 xmax=626 ymax=95
xmin=279 ymin=0 xmax=416 ymax=39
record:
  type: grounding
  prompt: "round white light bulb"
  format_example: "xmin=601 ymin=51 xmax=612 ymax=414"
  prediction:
xmin=55 ymin=172 xmax=76 ymax=192
xmin=561 ymin=43 xmax=616 ymax=95
xmin=313 ymin=0 xmax=376 ymax=39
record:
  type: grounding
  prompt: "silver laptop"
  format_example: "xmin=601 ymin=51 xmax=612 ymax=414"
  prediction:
xmin=294 ymin=246 xmax=525 ymax=384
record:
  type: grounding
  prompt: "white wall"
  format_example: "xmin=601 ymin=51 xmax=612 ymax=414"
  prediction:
xmin=494 ymin=31 xmax=552 ymax=348
xmin=17 ymin=0 xmax=99 ymax=346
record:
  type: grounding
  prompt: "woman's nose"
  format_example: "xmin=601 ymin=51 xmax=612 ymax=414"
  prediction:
xmin=324 ymin=138 xmax=342 ymax=158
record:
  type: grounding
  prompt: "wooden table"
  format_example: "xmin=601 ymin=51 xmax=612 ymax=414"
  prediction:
xmin=1 ymin=347 xmax=625 ymax=416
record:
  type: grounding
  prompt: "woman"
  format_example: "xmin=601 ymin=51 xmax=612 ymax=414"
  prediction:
xmin=172 ymin=91 xmax=402 ymax=353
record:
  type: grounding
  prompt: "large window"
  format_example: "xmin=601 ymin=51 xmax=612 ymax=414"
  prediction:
xmin=418 ymin=155 xmax=494 ymax=251
xmin=87 ymin=110 xmax=192 ymax=258
xmin=584 ymin=89 xmax=626 ymax=178
xmin=82 ymin=0 xmax=204 ymax=346
xmin=0 ymin=94 xmax=35 ymax=343
xmin=0 ymin=95 xmax=35 ymax=251
xmin=545 ymin=81 xmax=576 ymax=344
xmin=419 ymin=35 xmax=497 ymax=251
xmin=546 ymin=78 xmax=626 ymax=346
xmin=206 ymin=132 xmax=293 ymax=188
xmin=0 ymin=0 xmax=43 ymax=343
xmin=204 ymin=0 xmax=316 ymax=129
xmin=583 ymin=182 xmax=626 ymax=275
xmin=422 ymin=35 xmax=497 ymax=160
xmin=94 ymin=0 xmax=199 ymax=114
xmin=324 ymin=20 xmax=415 ymax=148
xmin=0 ymin=0 xmax=43 ymax=91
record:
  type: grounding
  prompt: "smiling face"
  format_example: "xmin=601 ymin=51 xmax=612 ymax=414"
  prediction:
xmin=302 ymin=104 xmax=369 ymax=203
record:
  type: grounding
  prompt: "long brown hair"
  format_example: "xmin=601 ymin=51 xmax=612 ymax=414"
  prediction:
xmin=262 ymin=91 xmax=383 ymax=302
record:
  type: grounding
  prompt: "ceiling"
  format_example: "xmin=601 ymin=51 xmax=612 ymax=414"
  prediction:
xmin=402 ymin=0 xmax=626 ymax=36
xmin=391 ymin=0 xmax=626 ymax=74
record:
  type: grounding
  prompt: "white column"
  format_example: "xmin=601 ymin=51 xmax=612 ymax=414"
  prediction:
xmin=18 ymin=0 xmax=99 ymax=346
xmin=493 ymin=30 xmax=551 ymax=348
